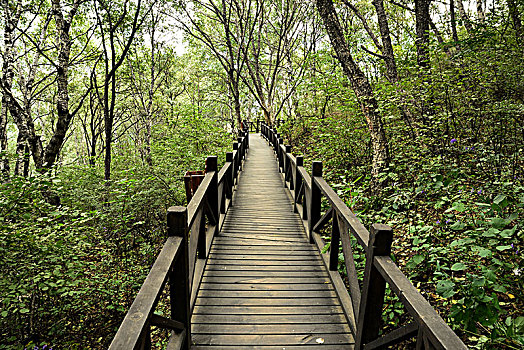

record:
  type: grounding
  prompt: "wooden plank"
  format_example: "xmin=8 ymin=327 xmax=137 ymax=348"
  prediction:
xmin=210 ymin=246 xmax=316 ymax=252
xmin=192 ymin=323 xmax=351 ymax=334
xmin=191 ymin=345 xmax=353 ymax=350
xmin=204 ymin=264 xmax=323 ymax=271
xmin=195 ymin=298 xmax=340 ymax=307
xmin=198 ymin=283 xmax=335 ymax=291
xmin=196 ymin=290 xmax=337 ymax=298
xmin=206 ymin=254 xmax=320 ymax=260
xmin=191 ymin=333 xmax=353 ymax=346
xmin=214 ymin=234 xmax=307 ymax=242
xmin=204 ymin=270 xmax=327 ymax=277
xmin=191 ymin=314 xmax=347 ymax=324
xmin=205 ymin=260 xmax=324 ymax=267
xmin=201 ymin=276 xmax=330 ymax=283
xmin=211 ymin=240 xmax=311 ymax=247
xmin=192 ymin=305 xmax=344 ymax=315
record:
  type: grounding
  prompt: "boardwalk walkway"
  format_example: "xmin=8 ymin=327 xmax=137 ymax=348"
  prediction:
xmin=191 ymin=135 xmax=354 ymax=349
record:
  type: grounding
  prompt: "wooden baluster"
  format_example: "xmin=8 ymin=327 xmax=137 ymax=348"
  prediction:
xmin=237 ymin=137 xmax=243 ymax=167
xmin=330 ymin=211 xmax=341 ymax=271
xmin=309 ymin=161 xmax=322 ymax=243
xmin=232 ymin=142 xmax=239 ymax=183
xmin=225 ymin=152 xmax=233 ymax=201
xmin=206 ymin=156 xmax=218 ymax=241
xmin=167 ymin=206 xmax=191 ymax=350
xmin=355 ymin=224 xmax=393 ymax=349
xmin=284 ymin=145 xmax=292 ymax=188
xmin=294 ymin=156 xmax=303 ymax=213
xmin=137 ymin=320 xmax=152 ymax=350
xmin=278 ymin=138 xmax=284 ymax=171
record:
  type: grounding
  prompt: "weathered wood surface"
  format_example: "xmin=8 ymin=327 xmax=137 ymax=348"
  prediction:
xmin=191 ymin=135 xmax=354 ymax=349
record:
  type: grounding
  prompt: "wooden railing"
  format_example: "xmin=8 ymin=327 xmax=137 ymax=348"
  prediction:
xmin=244 ymin=118 xmax=284 ymax=134
xmin=261 ymin=123 xmax=467 ymax=350
xmin=109 ymin=130 xmax=249 ymax=350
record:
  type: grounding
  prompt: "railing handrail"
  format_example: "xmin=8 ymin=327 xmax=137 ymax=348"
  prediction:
xmin=110 ymin=128 xmax=250 ymax=350
xmin=260 ymin=122 xmax=466 ymax=350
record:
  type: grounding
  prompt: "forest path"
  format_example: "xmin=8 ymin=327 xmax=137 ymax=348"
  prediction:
xmin=190 ymin=134 xmax=354 ymax=349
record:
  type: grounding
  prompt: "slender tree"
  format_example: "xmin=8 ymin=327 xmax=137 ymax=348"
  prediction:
xmin=316 ymin=0 xmax=389 ymax=191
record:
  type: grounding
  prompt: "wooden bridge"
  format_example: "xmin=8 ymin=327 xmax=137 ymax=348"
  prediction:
xmin=109 ymin=125 xmax=467 ymax=349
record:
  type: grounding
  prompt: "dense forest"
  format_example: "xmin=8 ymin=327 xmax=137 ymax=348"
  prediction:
xmin=0 ymin=0 xmax=522 ymax=348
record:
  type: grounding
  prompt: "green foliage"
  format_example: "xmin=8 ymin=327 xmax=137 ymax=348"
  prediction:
xmin=0 ymin=112 xmax=231 ymax=348
xmin=285 ymin=21 xmax=524 ymax=346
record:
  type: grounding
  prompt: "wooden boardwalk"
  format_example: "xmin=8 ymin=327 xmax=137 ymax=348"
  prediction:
xmin=191 ymin=135 xmax=354 ymax=349
xmin=111 ymin=126 xmax=467 ymax=350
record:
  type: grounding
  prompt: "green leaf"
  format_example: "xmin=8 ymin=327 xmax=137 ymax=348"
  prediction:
xmin=450 ymin=221 xmax=465 ymax=231
xmin=500 ymin=226 xmax=516 ymax=238
xmin=451 ymin=263 xmax=467 ymax=271
xmin=491 ymin=217 xmax=509 ymax=229
xmin=436 ymin=280 xmax=456 ymax=298
xmin=496 ymin=245 xmax=512 ymax=251
xmin=477 ymin=248 xmax=492 ymax=258
xmin=411 ymin=254 xmax=425 ymax=265
xmin=19 ymin=308 xmax=30 ymax=314
xmin=446 ymin=202 xmax=466 ymax=213
xmin=493 ymin=194 xmax=506 ymax=205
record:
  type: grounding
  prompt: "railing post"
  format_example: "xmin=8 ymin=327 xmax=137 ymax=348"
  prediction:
xmin=294 ymin=156 xmax=303 ymax=213
xmin=206 ymin=156 xmax=219 ymax=239
xmin=329 ymin=211 xmax=340 ymax=271
xmin=257 ymin=120 xmax=260 ymax=133
xmin=237 ymin=136 xmax=243 ymax=162
xmin=167 ymin=206 xmax=191 ymax=350
xmin=355 ymin=224 xmax=393 ymax=349
xmin=284 ymin=145 xmax=291 ymax=188
xmin=309 ymin=161 xmax=322 ymax=243
xmin=277 ymin=138 xmax=284 ymax=171
xmin=225 ymin=152 xmax=233 ymax=201
xmin=232 ymin=142 xmax=239 ymax=184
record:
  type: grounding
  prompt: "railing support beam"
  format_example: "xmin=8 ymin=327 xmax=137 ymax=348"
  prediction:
xmin=167 ymin=207 xmax=191 ymax=350
xmin=309 ymin=161 xmax=322 ymax=243
xmin=355 ymin=223 xmax=393 ymax=349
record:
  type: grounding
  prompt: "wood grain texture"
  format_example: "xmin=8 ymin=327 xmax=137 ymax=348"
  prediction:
xmin=191 ymin=135 xmax=354 ymax=349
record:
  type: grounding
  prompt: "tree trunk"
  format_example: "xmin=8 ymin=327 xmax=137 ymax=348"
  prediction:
xmin=415 ymin=0 xmax=431 ymax=68
xmin=0 ymin=98 xmax=9 ymax=179
xmin=14 ymin=133 xmax=27 ymax=176
xmin=231 ymin=75 xmax=242 ymax=129
xmin=456 ymin=0 xmax=474 ymax=34
xmin=450 ymin=0 xmax=459 ymax=42
xmin=372 ymin=0 xmax=398 ymax=83
xmin=42 ymin=0 xmax=78 ymax=171
xmin=316 ymin=0 xmax=389 ymax=192
xmin=508 ymin=0 xmax=523 ymax=46
xmin=144 ymin=118 xmax=152 ymax=166
xmin=476 ymin=0 xmax=485 ymax=23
